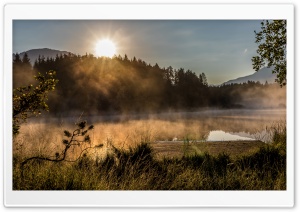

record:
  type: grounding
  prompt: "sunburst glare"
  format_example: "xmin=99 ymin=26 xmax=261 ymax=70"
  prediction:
xmin=95 ymin=39 xmax=116 ymax=58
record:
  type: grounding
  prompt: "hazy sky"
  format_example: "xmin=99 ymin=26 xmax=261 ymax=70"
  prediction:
xmin=13 ymin=20 xmax=263 ymax=84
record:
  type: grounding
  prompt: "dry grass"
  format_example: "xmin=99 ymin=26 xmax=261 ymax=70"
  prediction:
xmin=12 ymin=110 xmax=286 ymax=190
xmin=13 ymin=140 xmax=286 ymax=190
xmin=152 ymin=140 xmax=266 ymax=158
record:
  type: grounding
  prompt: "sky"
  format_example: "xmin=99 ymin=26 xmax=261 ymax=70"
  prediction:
xmin=13 ymin=20 xmax=263 ymax=85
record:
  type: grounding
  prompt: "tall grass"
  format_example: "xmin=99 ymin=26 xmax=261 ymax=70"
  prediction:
xmin=13 ymin=118 xmax=286 ymax=190
xmin=14 ymin=138 xmax=286 ymax=190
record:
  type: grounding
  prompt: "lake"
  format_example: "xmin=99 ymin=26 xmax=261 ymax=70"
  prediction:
xmin=15 ymin=109 xmax=286 ymax=159
xmin=85 ymin=109 xmax=286 ymax=143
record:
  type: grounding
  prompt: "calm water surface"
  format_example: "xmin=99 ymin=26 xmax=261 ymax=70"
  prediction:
xmin=16 ymin=109 xmax=286 ymax=160
xmin=30 ymin=109 xmax=286 ymax=143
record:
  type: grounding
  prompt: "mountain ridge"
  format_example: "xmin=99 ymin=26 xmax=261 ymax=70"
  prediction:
xmin=15 ymin=48 xmax=72 ymax=65
xmin=223 ymin=67 xmax=277 ymax=85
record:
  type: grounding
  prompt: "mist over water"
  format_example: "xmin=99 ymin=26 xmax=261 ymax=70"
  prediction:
xmin=13 ymin=54 xmax=287 ymax=155
xmin=26 ymin=108 xmax=286 ymax=144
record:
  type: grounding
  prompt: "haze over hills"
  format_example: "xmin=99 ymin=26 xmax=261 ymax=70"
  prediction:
xmin=13 ymin=48 xmax=285 ymax=112
xmin=15 ymin=48 xmax=71 ymax=65
xmin=223 ymin=67 xmax=277 ymax=85
xmin=14 ymin=48 xmax=277 ymax=85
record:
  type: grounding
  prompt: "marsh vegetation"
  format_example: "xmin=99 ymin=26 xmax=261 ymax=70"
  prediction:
xmin=13 ymin=109 xmax=286 ymax=190
xmin=13 ymin=131 xmax=286 ymax=190
xmin=12 ymin=33 xmax=286 ymax=190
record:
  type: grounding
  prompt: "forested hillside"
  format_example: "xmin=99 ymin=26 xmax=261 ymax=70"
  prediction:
xmin=13 ymin=53 xmax=286 ymax=115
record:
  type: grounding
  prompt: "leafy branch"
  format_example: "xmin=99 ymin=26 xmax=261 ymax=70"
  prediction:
xmin=20 ymin=121 xmax=102 ymax=178
xmin=252 ymin=20 xmax=286 ymax=87
xmin=13 ymin=70 xmax=59 ymax=135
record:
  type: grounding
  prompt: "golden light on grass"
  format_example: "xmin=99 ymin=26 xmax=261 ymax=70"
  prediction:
xmin=95 ymin=39 xmax=116 ymax=58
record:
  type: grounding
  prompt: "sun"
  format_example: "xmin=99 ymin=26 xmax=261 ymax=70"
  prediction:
xmin=95 ymin=39 xmax=116 ymax=58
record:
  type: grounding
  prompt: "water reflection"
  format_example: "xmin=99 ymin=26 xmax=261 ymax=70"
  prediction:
xmin=23 ymin=109 xmax=285 ymax=149
xmin=207 ymin=130 xmax=255 ymax=141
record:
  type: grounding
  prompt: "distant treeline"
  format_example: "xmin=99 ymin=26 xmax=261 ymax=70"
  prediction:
xmin=13 ymin=53 xmax=286 ymax=115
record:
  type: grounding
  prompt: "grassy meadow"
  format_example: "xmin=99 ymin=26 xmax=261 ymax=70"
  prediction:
xmin=13 ymin=116 xmax=286 ymax=190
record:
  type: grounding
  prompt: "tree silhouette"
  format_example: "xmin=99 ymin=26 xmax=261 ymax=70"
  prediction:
xmin=252 ymin=20 xmax=286 ymax=86
xmin=17 ymin=53 xmax=284 ymax=115
xmin=13 ymin=70 xmax=58 ymax=135
xmin=21 ymin=53 xmax=31 ymax=65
